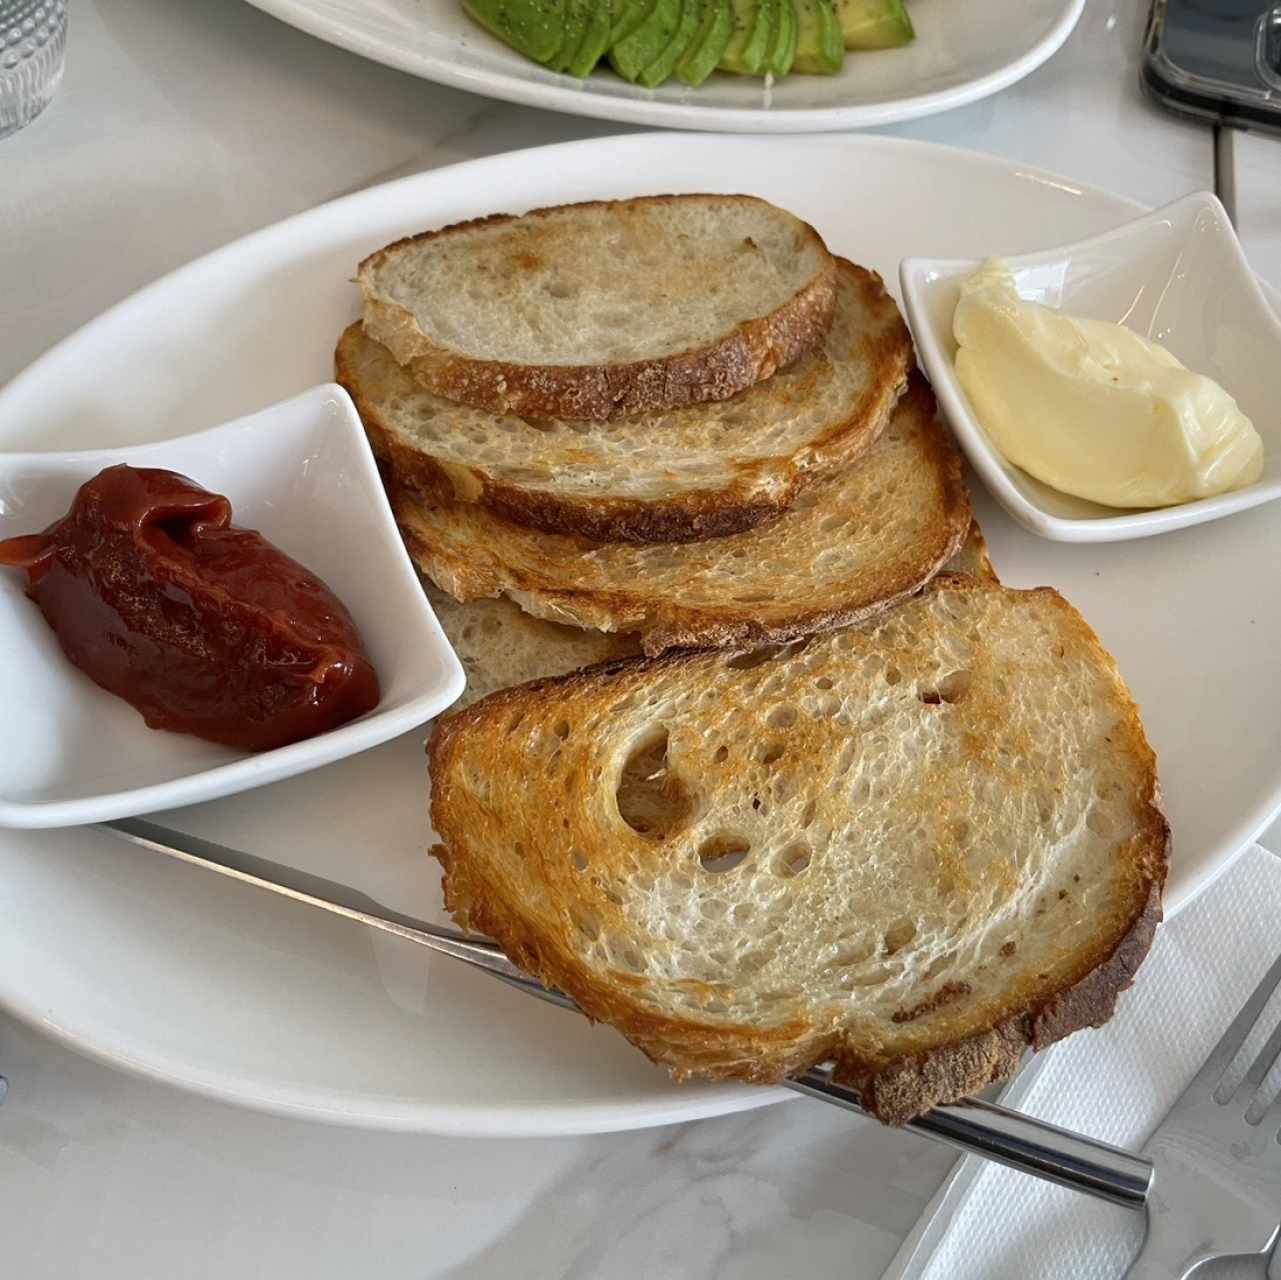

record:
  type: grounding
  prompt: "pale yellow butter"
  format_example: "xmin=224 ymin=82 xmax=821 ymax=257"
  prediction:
xmin=952 ymin=259 xmax=1264 ymax=508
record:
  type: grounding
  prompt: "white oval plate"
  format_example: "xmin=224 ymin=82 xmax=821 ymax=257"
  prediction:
xmin=3 ymin=133 xmax=1279 ymax=1136
xmin=244 ymin=0 xmax=1083 ymax=133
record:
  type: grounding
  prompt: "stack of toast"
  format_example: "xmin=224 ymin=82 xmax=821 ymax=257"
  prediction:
xmin=341 ymin=194 xmax=982 ymax=699
xmin=338 ymin=195 xmax=1168 ymax=1122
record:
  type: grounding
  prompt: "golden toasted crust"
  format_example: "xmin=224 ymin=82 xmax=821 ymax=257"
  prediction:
xmin=338 ymin=261 xmax=912 ymax=544
xmin=357 ymin=195 xmax=838 ymax=421
xmin=427 ymin=577 xmax=1169 ymax=1122
xmin=393 ymin=376 xmax=972 ymax=655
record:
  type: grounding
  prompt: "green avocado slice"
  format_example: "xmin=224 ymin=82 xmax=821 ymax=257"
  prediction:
xmin=610 ymin=0 xmax=682 ymax=80
xmin=568 ymin=0 xmax=614 ymax=75
xmin=836 ymin=0 xmax=913 ymax=49
xmin=464 ymin=0 xmax=566 ymax=64
xmin=612 ymin=0 xmax=657 ymax=43
xmin=639 ymin=0 xmax=702 ymax=86
xmin=550 ymin=0 xmax=590 ymax=70
xmin=767 ymin=0 xmax=797 ymax=75
xmin=674 ymin=0 xmax=733 ymax=85
xmin=793 ymin=0 xmax=842 ymax=72
xmin=718 ymin=0 xmax=771 ymax=73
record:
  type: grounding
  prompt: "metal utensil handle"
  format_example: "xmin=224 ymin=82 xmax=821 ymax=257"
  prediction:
xmin=98 ymin=819 xmax=1152 ymax=1208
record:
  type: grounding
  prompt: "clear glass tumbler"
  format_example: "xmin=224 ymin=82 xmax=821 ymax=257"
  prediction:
xmin=0 ymin=0 xmax=66 ymax=140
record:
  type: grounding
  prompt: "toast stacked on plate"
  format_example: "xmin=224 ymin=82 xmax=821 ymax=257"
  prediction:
xmin=342 ymin=194 xmax=978 ymax=695
xmin=339 ymin=195 xmax=1168 ymax=1121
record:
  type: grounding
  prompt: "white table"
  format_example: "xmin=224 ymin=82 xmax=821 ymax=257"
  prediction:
xmin=1 ymin=3 xmax=1276 ymax=1276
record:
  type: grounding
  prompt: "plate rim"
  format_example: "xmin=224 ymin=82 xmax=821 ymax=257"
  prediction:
xmin=2 ymin=129 xmax=1276 ymax=1134
xmin=243 ymin=0 xmax=1085 ymax=133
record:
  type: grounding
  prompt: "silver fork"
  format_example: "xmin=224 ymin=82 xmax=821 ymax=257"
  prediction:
xmin=1125 ymin=951 xmax=1281 ymax=1277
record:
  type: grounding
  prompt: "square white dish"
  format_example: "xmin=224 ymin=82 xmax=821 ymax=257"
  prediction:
xmin=0 ymin=385 xmax=464 ymax=828
xmin=900 ymin=191 xmax=1281 ymax=542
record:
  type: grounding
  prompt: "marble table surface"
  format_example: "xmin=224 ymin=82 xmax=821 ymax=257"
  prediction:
xmin=1 ymin=2 xmax=1278 ymax=1276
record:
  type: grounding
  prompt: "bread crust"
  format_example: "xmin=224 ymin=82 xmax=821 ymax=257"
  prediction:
xmin=357 ymin=195 xmax=838 ymax=421
xmin=427 ymin=578 xmax=1170 ymax=1123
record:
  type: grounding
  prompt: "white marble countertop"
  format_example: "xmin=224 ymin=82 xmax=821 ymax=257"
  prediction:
xmin=2 ymin=2 xmax=1278 ymax=1276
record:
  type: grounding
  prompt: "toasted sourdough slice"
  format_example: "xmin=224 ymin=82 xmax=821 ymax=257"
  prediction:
xmin=428 ymin=576 xmax=1169 ymax=1122
xmin=357 ymin=195 xmax=837 ymax=421
xmin=426 ymin=583 xmax=642 ymax=709
xmin=425 ymin=517 xmax=996 ymax=708
xmin=394 ymin=376 xmax=971 ymax=656
xmin=339 ymin=260 xmax=910 ymax=544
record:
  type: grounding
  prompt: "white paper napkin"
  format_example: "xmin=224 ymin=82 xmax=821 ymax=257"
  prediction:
xmin=888 ymin=842 xmax=1281 ymax=1280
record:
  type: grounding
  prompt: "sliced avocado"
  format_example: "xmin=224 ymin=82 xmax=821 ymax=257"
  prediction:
xmin=836 ymin=0 xmax=912 ymax=49
xmin=718 ymin=0 xmax=772 ymax=73
xmin=550 ymin=0 xmax=590 ymax=71
xmin=744 ymin=0 xmax=778 ymax=73
xmin=675 ymin=0 xmax=733 ymax=85
xmin=464 ymin=0 xmax=567 ymax=64
xmin=639 ymin=0 xmax=702 ymax=86
xmin=793 ymin=0 xmax=842 ymax=73
xmin=767 ymin=0 xmax=797 ymax=76
xmin=610 ymin=0 xmax=682 ymax=80
xmin=568 ymin=0 xmax=613 ymax=75
xmin=612 ymin=0 xmax=656 ymax=43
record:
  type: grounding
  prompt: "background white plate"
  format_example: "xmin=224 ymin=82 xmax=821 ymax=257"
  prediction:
xmin=244 ymin=0 xmax=1084 ymax=133
xmin=2 ymin=133 xmax=1279 ymax=1136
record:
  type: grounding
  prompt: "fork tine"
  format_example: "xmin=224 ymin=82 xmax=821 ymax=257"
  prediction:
xmin=1236 ymin=1016 xmax=1281 ymax=1104
xmin=1192 ymin=951 xmax=1281 ymax=1094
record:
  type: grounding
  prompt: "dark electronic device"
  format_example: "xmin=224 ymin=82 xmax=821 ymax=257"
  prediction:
xmin=1143 ymin=0 xmax=1281 ymax=135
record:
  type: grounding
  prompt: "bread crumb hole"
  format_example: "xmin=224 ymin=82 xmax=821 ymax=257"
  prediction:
xmin=800 ymin=799 xmax=817 ymax=829
xmin=699 ymin=833 xmax=751 ymax=873
xmin=506 ymin=712 xmax=525 ymax=735
xmin=766 ymin=705 xmax=797 ymax=730
xmin=885 ymin=667 xmax=902 ymax=686
xmin=774 ymin=841 xmax=811 ymax=878
xmin=733 ymin=903 xmax=755 ymax=922
xmin=883 ymin=918 xmax=916 ymax=954
xmin=1086 ymin=807 xmax=1115 ymax=836
xmin=609 ymin=943 xmax=644 ymax=973
xmin=841 ymin=966 xmax=892 ymax=988
xmin=713 ymin=744 xmax=729 ymax=764
xmin=554 ymin=719 xmax=571 ymax=740
xmin=726 ymin=645 xmax=784 ymax=670
xmin=572 ymin=911 xmax=600 ymax=942
xmin=831 ymin=941 xmax=875 ymax=967
xmin=940 ymin=670 xmax=973 ymax=703
xmin=571 ymin=850 xmax=588 ymax=872
xmin=815 ymin=676 xmax=834 ymax=690
xmin=616 ymin=728 xmax=692 ymax=840
xmin=758 ymin=741 xmax=785 ymax=765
